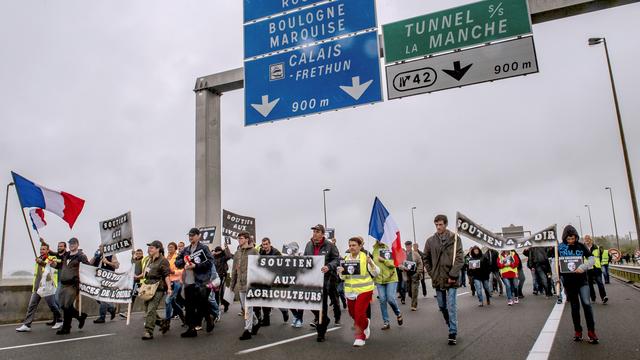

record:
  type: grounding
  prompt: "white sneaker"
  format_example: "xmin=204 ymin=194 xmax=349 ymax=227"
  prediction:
xmin=353 ymin=339 xmax=366 ymax=347
xmin=514 ymin=297 xmax=519 ymax=304
xmin=52 ymin=322 xmax=63 ymax=329
xmin=364 ymin=319 xmax=371 ymax=340
xmin=16 ymin=324 xmax=31 ymax=332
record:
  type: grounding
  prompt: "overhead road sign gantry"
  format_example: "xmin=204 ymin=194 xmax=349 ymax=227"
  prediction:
xmin=243 ymin=0 xmax=383 ymax=126
xmin=245 ymin=31 xmax=383 ymax=125
xmin=382 ymin=0 xmax=532 ymax=63
xmin=385 ymin=36 xmax=538 ymax=100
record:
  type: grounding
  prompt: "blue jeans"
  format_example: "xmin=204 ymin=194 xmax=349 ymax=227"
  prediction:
xmin=209 ymin=289 xmax=220 ymax=318
xmin=376 ymin=282 xmax=401 ymax=324
xmin=502 ymin=277 xmax=518 ymax=301
xmin=165 ymin=281 xmax=184 ymax=319
xmin=602 ymin=264 xmax=610 ymax=283
xmin=98 ymin=301 xmax=115 ymax=320
xmin=473 ymin=279 xmax=491 ymax=303
xmin=435 ymin=288 xmax=458 ymax=335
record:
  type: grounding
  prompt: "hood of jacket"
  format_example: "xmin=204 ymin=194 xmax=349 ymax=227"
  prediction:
xmin=470 ymin=246 xmax=483 ymax=259
xmin=562 ymin=225 xmax=580 ymax=243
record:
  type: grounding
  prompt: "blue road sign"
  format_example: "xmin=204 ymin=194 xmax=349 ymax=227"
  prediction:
xmin=244 ymin=31 xmax=382 ymax=125
xmin=244 ymin=0 xmax=326 ymax=23
xmin=244 ymin=0 xmax=377 ymax=59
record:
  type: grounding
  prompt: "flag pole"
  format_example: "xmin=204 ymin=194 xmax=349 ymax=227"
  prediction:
xmin=19 ymin=207 xmax=37 ymax=257
xmin=126 ymin=302 xmax=132 ymax=326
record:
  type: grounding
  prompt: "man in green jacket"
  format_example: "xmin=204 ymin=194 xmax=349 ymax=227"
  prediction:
xmin=231 ymin=231 xmax=260 ymax=340
xmin=372 ymin=240 xmax=403 ymax=330
xmin=423 ymin=214 xmax=464 ymax=345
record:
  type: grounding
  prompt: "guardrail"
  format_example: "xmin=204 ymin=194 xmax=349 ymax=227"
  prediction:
xmin=610 ymin=264 xmax=640 ymax=284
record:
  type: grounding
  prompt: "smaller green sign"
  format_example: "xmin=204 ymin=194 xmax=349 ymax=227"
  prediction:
xmin=382 ymin=0 xmax=532 ymax=63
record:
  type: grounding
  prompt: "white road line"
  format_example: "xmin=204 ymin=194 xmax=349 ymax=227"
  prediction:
xmin=526 ymin=295 xmax=566 ymax=360
xmin=0 ymin=333 xmax=115 ymax=351
xmin=457 ymin=291 xmax=470 ymax=296
xmin=236 ymin=326 xmax=342 ymax=355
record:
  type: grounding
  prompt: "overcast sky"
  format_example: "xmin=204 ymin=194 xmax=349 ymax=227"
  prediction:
xmin=1 ymin=0 xmax=639 ymax=274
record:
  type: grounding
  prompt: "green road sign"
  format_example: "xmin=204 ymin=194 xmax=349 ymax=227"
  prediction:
xmin=382 ymin=0 xmax=532 ymax=63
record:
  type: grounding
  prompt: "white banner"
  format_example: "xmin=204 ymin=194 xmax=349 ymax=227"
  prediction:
xmin=246 ymin=255 xmax=324 ymax=311
xmin=456 ymin=212 xmax=558 ymax=251
xmin=79 ymin=263 xmax=135 ymax=303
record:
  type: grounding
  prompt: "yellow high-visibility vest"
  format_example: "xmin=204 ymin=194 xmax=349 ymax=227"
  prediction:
xmin=342 ymin=252 xmax=375 ymax=296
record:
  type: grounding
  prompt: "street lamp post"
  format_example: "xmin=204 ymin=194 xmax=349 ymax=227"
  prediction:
xmin=605 ymin=187 xmax=621 ymax=251
xmin=411 ymin=207 xmax=417 ymax=244
xmin=589 ymin=37 xmax=640 ymax=252
xmin=322 ymin=188 xmax=330 ymax=229
xmin=577 ymin=215 xmax=584 ymax=237
xmin=585 ymin=204 xmax=595 ymax=238
xmin=1 ymin=182 xmax=15 ymax=281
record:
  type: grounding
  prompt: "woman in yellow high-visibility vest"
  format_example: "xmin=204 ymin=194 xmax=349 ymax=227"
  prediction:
xmin=337 ymin=236 xmax=379 ymax=347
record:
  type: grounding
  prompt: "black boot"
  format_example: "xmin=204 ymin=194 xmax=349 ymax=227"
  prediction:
xmin=239 ymin=330 xmax=252 ymax=340
xmin=181 ymin=328 xmax=197 ymax=338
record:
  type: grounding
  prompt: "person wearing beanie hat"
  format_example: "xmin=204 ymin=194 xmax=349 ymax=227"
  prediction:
xmin=559 ymin=225 xmax=598 ymax=344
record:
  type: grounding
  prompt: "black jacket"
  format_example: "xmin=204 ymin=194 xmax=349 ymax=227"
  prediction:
xmin=214 ymin=247 xmax=233 ymax=279
xmin=482 ymin=249 xmax=500 ymax=273
xmin=558 ymin=225 xmax=594 ymax=288
xmin=56 ymin=250 xmax=89 ymax=285
xmin=175 ymin=242 xmax=214 ymax=285
xmin=303 ymin=238 xmax=339 ymax=283
xmin=466 ymin=246 xmax=490 ymax=281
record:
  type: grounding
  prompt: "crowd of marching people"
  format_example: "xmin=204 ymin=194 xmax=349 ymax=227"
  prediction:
xmin=17 ymin=216 xmax=615 ymax=347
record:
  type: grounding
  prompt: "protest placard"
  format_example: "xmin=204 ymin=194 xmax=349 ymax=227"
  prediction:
xmin=246 ymin=255 xmax=324 ymax=311
xmin=99 ymin=211 xmax=133 ymax=255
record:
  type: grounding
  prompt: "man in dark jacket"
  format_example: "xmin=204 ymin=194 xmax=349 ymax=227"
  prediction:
xmin=483 ymin=248 xmax=503 ymax=295
xmin=304 ymin=224 xmax=339 ymax=342
xmin=213 ymin=244 xmax=233 ymax=312
xmin=467 ymin=246 xmax=492 ymax=306
xmin=175 ymin=227 xmax=214 ymax=338
xmin=525 ymin=246 xmax=553 ymax=298
xmin=53 ymin=237 xmax=89 ymax=335
xmin=255 ymin=237 xmax=290 ymax=326
xmin=423 ymin=214 xmax=464 ymax=345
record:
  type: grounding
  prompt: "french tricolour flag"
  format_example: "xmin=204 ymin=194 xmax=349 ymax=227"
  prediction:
xmin=368 ymin=197 xmax=406 ymax=266
xmin=29 ymin=208 xmax=47 ymax=231
xmin=11 ymin=172 xmax=85 ymax=229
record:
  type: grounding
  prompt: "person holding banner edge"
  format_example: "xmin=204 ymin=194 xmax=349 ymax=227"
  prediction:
xmin=304 ymin=224 xmax=340 ymax=343
xmin=423 ymin=215 xmax=464 ymax=346
xmin=139 ymin=240 xmax=171 ymax=340
xmin=90 ymin=244 xmax=119 ymax=324
xmin=231 ymin=231 xmax=260 ymax=340
xmin=53 ymin=237 xmax=89 ymax=335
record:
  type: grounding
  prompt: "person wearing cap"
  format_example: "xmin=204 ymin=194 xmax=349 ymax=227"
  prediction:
xmin=52 ymin=237 xmax=89 ymax=335
xmin=175 ymin=228 xmax=215 ymax=338
xmin=138 ymin=240 xmax=171 ymax=340
xmin=304 ymin=224 xmax=340 ymax=342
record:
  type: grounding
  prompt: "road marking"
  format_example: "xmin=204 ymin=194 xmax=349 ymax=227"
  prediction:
xmin=457 ymin=291 xmax=470 ymax=296
xmin=0 ymin=333 xmax=115 ymax=351
xmin=236 ymin=326 xmax=341 ymax=355
xmin=526 ymin=295 xmax=566 ymax=360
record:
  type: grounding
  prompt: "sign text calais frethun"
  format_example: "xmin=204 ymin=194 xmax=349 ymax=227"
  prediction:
xmin=382 ymin=0 xmax=532 ymax=63
xmin=243 ymin=0 xmax=382 ymax=125
xmin=386 ymin=37 xmax=538 ymax=100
